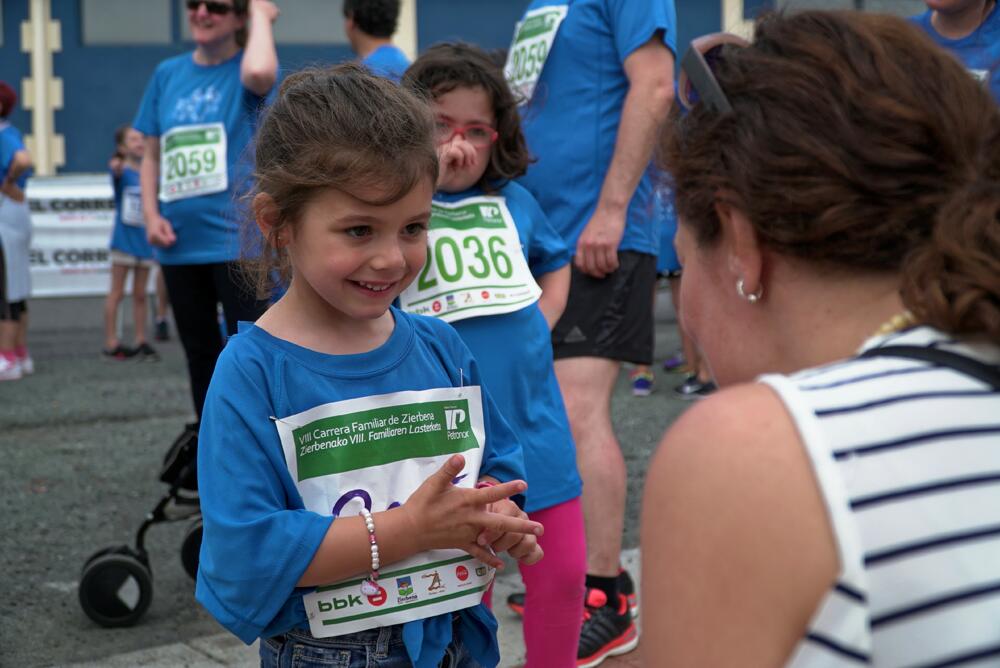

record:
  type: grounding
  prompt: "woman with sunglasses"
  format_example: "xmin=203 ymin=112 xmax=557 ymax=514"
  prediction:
xmin=133 ymin=0 xmax=278 ymax=427
xmin=641 ymin=10 xmax=1000 ymax=667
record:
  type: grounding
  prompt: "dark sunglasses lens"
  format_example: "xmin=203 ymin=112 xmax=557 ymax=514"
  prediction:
xmin=187 ymin=1 xmax=234 ymax=14
xmin=207 ymin=1 xmax=234 ymax=14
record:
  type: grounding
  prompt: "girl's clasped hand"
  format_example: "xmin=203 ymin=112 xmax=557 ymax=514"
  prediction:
xmin=401 ymin=453 xmax=544 ymax=569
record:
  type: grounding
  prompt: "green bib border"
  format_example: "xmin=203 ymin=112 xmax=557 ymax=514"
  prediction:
xmin=316 ymin=554 xmax=474 ymax=593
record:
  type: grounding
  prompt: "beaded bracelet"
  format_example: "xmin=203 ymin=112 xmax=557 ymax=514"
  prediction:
xmin=358 ymin=508 xmax=380 ymax=596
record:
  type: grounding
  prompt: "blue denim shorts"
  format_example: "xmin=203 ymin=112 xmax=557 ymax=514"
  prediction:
xmin=259 ymin=624 xmax=482 ymax=668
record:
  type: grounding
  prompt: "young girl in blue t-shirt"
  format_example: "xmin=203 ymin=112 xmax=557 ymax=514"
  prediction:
xmin=103 ymin=126 xmax=158 ymax=361
xmin=197 ymin=65 xmax=543 ymax=668
xmin=401 ymin=44 xmax=589 ymax=668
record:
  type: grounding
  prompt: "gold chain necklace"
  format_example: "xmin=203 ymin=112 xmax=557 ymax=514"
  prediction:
xmin=872 ymin=310 xmax=917 ymax=338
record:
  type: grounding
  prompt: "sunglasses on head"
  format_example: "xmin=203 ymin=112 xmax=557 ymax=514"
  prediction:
xmin=186 ymin=0 xmax=235 ymax=15
xmin=678 ymin=33 xmax=750 ymax=113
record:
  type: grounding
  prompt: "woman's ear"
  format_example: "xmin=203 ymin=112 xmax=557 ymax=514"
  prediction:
xmin=714 ymin=198 xmax=763 ymax=297
xmin=253 ymin=193 xmax=287 ymax=248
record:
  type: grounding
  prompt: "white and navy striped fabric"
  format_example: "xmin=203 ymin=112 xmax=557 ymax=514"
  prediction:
xmin=760 ymin=327 xmax=1000 ymax=667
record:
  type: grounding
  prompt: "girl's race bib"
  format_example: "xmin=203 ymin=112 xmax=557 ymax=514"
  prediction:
xmin=121 ymin=186 xmax=145 ymax=227
xmin=398 ymin=195 xmax=542 ymax=324
xmin=273 ymin=387 xmax=495 ymax=637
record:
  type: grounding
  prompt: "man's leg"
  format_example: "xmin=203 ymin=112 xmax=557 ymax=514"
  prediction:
xmin=565 ymin=356 xmax=640 ymax=666
xmin=556 ymin=356 xmax=625 ymax=577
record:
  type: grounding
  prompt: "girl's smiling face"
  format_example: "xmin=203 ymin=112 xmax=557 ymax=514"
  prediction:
xmin=432 ymin=86 xmax=496 ymax=193
xmin=283 ymin=180 xmax=433 ymax=324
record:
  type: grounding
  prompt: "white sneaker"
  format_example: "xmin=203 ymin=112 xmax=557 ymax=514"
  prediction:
xmin=0 ymin=356 xmax=22 ymax=381
xmin=18 ymin=354 xmax=34 ymax=375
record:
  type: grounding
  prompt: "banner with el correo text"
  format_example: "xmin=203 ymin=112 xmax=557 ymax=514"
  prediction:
xmin=25 ymin=174 xmax=153 ymax=297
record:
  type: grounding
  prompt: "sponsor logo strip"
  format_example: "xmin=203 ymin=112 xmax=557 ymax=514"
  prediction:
xmin=322 ymin=585 xmax=489 ymax=625
xmin=315 ymin=554 xmax=475 ymax=593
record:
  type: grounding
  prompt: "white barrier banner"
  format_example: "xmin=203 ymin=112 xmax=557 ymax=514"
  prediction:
xmin=27 ymin=174 xmax=126 ymax=298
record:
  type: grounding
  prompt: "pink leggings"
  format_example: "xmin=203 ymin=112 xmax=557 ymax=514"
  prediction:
xmin=520 ymin=497 xmax=587 ymax=667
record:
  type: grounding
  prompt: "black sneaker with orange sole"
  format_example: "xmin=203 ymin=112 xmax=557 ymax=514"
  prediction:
xmin=102 ymin=344 xmax=136 ymax=361
xmin=506 ymin=568 xmax=639 ymax=619
xmin=577 ymin=588 xmax=638 ymax=667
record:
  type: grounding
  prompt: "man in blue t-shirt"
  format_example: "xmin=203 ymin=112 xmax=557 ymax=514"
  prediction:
xmin=911 ymin=0 xmax=1000 ymax=102
xmin=506 ymin=0 xmax=677 ymax=664
xmin=343 ymin=0 xmax=411 ymax=83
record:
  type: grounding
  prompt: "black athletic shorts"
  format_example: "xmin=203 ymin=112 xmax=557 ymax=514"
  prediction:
xmin=551 ymin=250 xmax=657 ymax=365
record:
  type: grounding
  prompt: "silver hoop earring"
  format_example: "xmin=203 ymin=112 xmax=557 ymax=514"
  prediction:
xmin=736 ymin=278 xmax=763 ymax=304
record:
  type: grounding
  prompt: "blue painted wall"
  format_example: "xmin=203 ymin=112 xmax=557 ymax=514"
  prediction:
xmin=7 ymin=0 xmax=769 ymax=173
xmin=417 ymin=0 xmax=530 ymax=51
xmin=0 ymin=2 xmax=32 ymax=136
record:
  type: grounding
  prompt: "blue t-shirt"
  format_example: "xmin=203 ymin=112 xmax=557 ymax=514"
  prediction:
xmin=133 ymin=51 xmax=271 ymax=265
xmin=196 ymin=308 xmax=525 ymax=668
xmin=434 ymin=182 xmax=581 ymax=514
xmin=911 ymin=6 xmax=1000 ymax=103
xmin=517 ymin=0 xmax=677 ymax=256
xmin=362 ymin=44 xmax=411 ymax=83
xmin=109 ymin=166 xmax=154 ymax=260
xmin=0 ymin=122 xmax=31 ymax=190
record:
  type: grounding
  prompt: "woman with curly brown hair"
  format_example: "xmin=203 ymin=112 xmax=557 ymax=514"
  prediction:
xmin=641 ymin=10 xmax=1000 ymax=666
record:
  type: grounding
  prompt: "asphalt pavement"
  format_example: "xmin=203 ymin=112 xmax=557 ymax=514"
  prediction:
xmin=1 ymin=289 xmax=688 ymax=667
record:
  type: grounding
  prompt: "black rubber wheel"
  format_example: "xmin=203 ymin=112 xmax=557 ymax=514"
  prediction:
xmin=180 ymin=518 xmax=203 ymax=581
xmin=82 ymin=544 xmax=130 ymax=571
xmin=79 ymin=553 xmax=153 ymax=627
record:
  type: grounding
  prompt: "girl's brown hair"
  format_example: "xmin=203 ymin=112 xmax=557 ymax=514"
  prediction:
xmin=662 ymin=10 xmax=1000 ymax=340
xmin=113 ymin=124 xmax=130 ymax=148
xmin=243 ymin=64 xmax=438 ymax=297
xmin=401 ymin=42 xmax=532 ymax=193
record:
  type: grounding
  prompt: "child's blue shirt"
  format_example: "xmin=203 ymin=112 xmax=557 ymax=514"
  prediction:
xmin=0 ymin=122 xmax=31 ymax=190
xmin=109 ymin=166 xmax=155 ymax=260
xmin=431 ymin=182 xmax=582 ymax=513
xmin=196 ymin=307 xmax=524 ymax=667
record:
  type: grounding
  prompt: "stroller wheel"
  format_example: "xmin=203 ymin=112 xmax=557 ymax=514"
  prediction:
xmin=79 ymin=552 xmax=153 ymax=627
xmin=180 ymin=519 xmax=203 ymax=581
xmin=83 ymin=544 xmax=131 ymax=570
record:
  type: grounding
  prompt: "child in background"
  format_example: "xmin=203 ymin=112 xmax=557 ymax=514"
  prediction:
xmin=197 ymin=65 xmax=543 ymax=668
xmin=401 ymin=44 xmax=588 ymax=668
xmin=0 ymin=80 xmax=33 ymax=381
xmin=104 ymin=126 xmax=158 ymax=361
